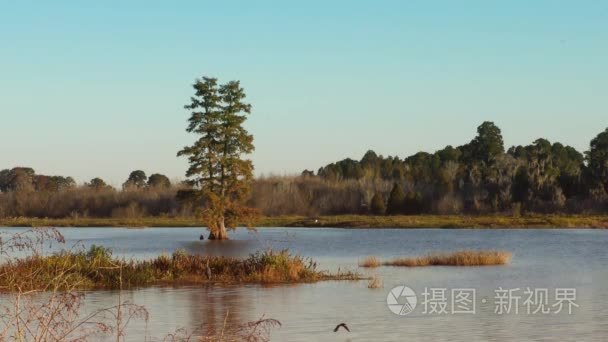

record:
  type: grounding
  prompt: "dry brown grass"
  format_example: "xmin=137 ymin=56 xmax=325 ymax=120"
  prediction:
xmin=4 ymin=214 xmax=608 ymax=229
xmin=384 ymin=250 xmax=512 ymax=267
xmin=358 ymin=256 xmax=381 ymax=268
xmin=367 ymin=275 xmax=383 ymax=289
xmin=0 ymin=228 xmax=289 ymax=341
xmin=0 ymin=246 xmax=362 ymax=291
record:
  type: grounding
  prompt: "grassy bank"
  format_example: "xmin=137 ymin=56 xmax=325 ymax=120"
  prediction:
xmin=0 ymin=246 xmax=361 ymax=291
xmin=359 ymin=250 xmax=512 ymax=267
xmin=1 ymin=214 xmax=608 ymax=228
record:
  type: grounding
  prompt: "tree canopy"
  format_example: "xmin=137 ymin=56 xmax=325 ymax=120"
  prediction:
xmin=310 ymin=122 xmax=604 ymax=214
xmin=147 ymin=174 xmax=171 ymax=188
xmin=386 ymin=183 xmax=406 ymax=215
xmin=87 ymin=177 xmax=111 ymax=190
xmin=0 ymin=167 xmax=74 ymax=193
xmin=177 ymin=76 xmax=256 ymax=239
xmin=586 ymin=128 xmax=608 ymax=197
xmin=123 ymin=170 xmax=147 ymax=189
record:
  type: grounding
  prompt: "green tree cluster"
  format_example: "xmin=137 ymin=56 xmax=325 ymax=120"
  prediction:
xmin=312 ymin=122 xmax=608 ymax=214
xmin=0 ymin=167 xmax=75 ymax=193
xmin=122 ymin=171 xmax=171 ymax=190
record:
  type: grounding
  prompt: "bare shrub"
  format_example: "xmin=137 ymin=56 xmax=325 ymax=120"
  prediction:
xmin=0 ymin=228 xmax=148 ymax=341
xmin=0 ymin=186 xmax=185 ymax=219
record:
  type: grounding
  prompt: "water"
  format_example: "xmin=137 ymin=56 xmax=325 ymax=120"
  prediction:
xmin=1 ymin=227 xmax=607 ymax=341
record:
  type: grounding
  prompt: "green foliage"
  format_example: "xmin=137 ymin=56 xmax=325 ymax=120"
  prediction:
xmin=0 ymin=167 xmax=74 ymax=193
xmin=123 ymin=170 xmax=147 ymax=189
xmin=87 ymin=177 xmax=110 ymax=190
xmin=301 ymin=169 xmax=315 ymax=177
xmin=308 ymin=122 xmax=608 ymax=214
xmin=387 ymin=183 xmax=406 ymax=215
xmin=177 ymin=76 xmax=257 ymax=238
xmin=87 ymin=244 xmax=113 ymax=260
xmin=406 ymin=152 xmax=441 ymax=184
xmin=470 ymin=121 xmax=505 ymax=163
xmin=403 ymin=191 xmax=423 ymax=215
xmin=370 ymin=192 xmax=385 ymax=215
xmin=317 ymin=158 xmax=364 ymax=181
xmin=34 ymin=175 xmax=75 ymax=192
xmin=436 ymin=145 xmax=461 ymax=163
xmin=147 ymin=173 xmax=171 ymax=188
xmin=586 ymin=128 xmax=608 ymax=197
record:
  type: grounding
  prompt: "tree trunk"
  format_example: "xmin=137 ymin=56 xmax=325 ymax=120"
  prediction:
xmin=208 ymin=217 xmax=229 ymax=240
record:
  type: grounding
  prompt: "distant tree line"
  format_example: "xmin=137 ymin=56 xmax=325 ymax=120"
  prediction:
xmin=0 ymin=169 xmax=184 ymax=218
xmin=301 ymin=122 xmax=608 ymax=215
xmin=0 ymin=167 xmax=75 ymax=193
xmin=1 ymin=122 xmax=607 ymax=218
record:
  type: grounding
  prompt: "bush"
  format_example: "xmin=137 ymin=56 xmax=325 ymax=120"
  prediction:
xmin=386 ymin=183 xmax=406 ymax=215
xmin=370 ymin=193 xmax=385 ymax=215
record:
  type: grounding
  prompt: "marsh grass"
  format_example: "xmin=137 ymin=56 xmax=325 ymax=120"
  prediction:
xmin=0 ymin=228 xmax=351 ymax=340
xmin=0 ymin=228 xmax=149 ymax=341
xmin=367 ymin=275 xmax=382 ymax=289
xmin=0 ymin=246 xmax=361 ymax=291
xmin=357 ymin=250 xmax=511 ymax=268
xmin=358 ymin=256 xmax=381 ymax=268
xmin=384 ymin=250 xmax=512 ymax=267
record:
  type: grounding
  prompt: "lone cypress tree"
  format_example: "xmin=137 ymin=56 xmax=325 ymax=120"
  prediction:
xmin=178 ymin=76 xmax=256 ymax=240
xmin=386 ymin=183 xmax=406 ymax=215
xmin=370 ymin=192 xmax=386 ymax=215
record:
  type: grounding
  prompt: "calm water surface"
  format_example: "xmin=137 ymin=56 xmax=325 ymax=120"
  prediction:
xmin=1 ymin=227 xmax=607 ymax=341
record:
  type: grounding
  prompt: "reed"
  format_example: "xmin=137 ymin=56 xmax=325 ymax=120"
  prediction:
xmin=0 ymin=228 xmax=149 ymax=341
xmin=0 ymin=228 xmax=290 ymax=340
xmin=367 ymin=275 xmax=383 ymax=289
xmin=358 ymin=256 xmax=381 ymax=268
xmin=384 ymin=250 xmax=512 ymax=267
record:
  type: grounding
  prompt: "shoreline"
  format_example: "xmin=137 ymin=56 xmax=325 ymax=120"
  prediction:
xmin=1 ymin=214 xmax=607 ymax=229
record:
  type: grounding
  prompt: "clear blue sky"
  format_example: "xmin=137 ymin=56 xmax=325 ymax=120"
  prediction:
xmin=1 ymin=1 xmax=607 ymax=186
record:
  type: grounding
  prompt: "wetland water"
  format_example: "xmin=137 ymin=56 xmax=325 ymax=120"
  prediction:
xmin=1 ymin=227 xmax=606 ymax=341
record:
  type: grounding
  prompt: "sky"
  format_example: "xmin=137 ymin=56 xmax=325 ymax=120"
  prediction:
xmin=1 ymin=1 xmax=607 ymax=186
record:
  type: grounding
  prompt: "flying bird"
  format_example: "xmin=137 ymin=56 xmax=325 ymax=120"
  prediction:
xmin=333 ymin=323 xmax=350 ymax=332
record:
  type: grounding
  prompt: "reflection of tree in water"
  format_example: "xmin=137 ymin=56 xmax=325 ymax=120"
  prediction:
xmin=181 ymin=230 xmax=301 ymax=260
xmin=181 ymin=240 xmax=258 ymax=258
xmin=187 ymin=286 xmax=255 ymax=336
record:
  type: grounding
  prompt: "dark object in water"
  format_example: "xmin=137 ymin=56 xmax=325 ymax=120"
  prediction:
xmin=207 ymin=231 xmax=229 ymax=240
xmin=199 ymin=234 xmax=205 ymax=240
xmin=333 ymin=323 xmax=350 ymax=332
